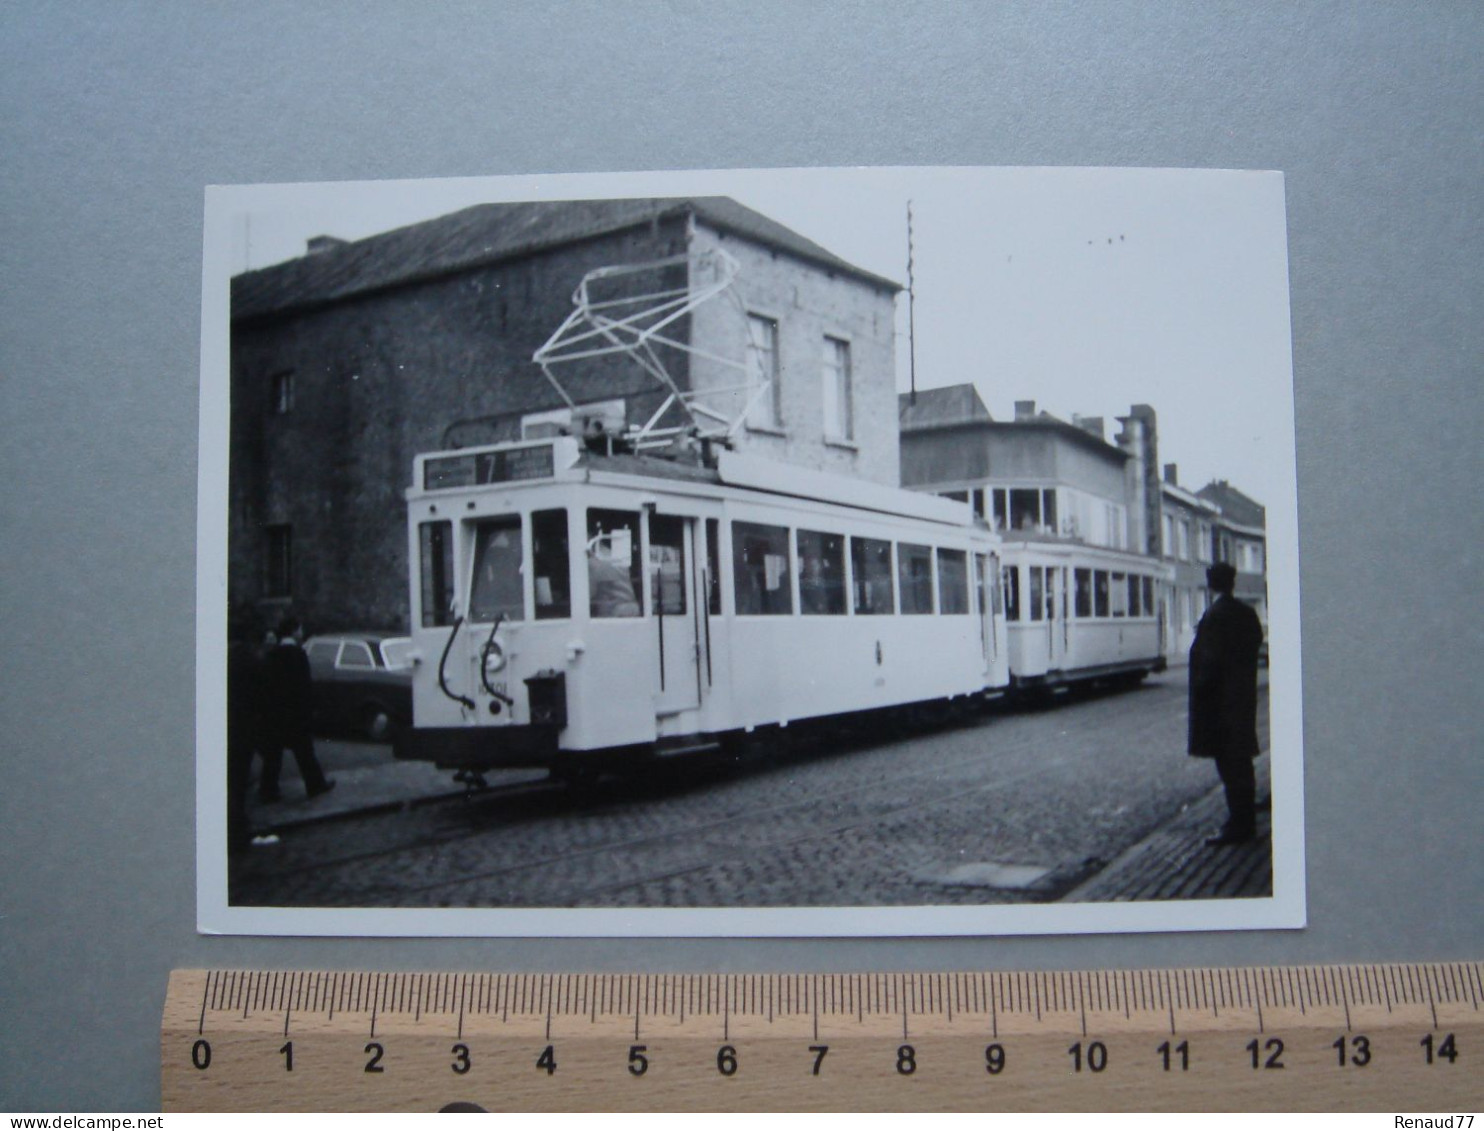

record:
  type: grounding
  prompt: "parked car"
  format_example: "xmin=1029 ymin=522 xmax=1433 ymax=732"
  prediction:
xmin=303 ymin=632 xmax=414 ymax=742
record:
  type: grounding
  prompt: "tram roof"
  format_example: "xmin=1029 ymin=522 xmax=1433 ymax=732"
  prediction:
xmin=583 ymin=448 xmax=972 ymax=527
xmin=411 ymin=437 xmax=971 ymax=527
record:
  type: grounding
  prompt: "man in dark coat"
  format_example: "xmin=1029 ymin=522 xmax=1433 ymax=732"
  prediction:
xmin=226 ymin=626 xmax=263 ymax=853
xmin=1188 ymin=561 xmax=1264 ymax=845
xmin=258 ymin=615 xmax=335 ymax=801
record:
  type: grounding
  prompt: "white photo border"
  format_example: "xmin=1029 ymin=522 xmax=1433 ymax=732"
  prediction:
xmin=197 ymin=166 xmax=1305 ymax=937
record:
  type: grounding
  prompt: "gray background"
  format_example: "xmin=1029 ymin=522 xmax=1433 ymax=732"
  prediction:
xmin=1 ymin=1 xmax=1479 ymax=1110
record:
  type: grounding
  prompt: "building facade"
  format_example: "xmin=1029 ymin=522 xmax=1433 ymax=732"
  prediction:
xmin=899 ymin=386 xmax=1155 ymax=554
xmin=1158 ymin=466 xmax=1269 ymax=660
xmin=1199 ymin=479 xmax=1269 ymax=631
xmin=230 ymin=197 xmax=901 ymax=632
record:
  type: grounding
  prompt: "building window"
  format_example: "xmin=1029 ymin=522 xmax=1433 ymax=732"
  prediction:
xmin=271 ymin=371 xmax=294 ymax=415
xmin=1178 ymin=519 xmax=1191 ymax=561
xmin=1163 ymin=514 xmax=1175 ymax=557
xmin=821 ymin=336 xmax=852 ymax=442
xmin=265 ymin=524 xmax=292 ymax=597
xmin=745 ymin=314 xmax=781 ymax=430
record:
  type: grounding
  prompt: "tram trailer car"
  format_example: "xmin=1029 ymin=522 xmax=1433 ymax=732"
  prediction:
xmin=394 ymin=436 xmax=1011 ymax=778
xmin=997 ymin=535 xmax=1172 ymax=695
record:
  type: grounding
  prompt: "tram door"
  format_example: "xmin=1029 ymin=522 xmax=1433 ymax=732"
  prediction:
xmin=974 ymin=552 xmax=999 ymax=672
xmin=649 ymin=513 xmax=702 ymax=716
xmin=1047 ymin=566 xmax=1068 ymax=669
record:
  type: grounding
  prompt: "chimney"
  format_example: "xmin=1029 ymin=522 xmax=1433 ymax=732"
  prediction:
xmin=306 ymin=235 xmax=348 ymax=256
xmin=1072 ymin=414 xmax=1105 ymax=440
xmin=1014 ymin=399 xmax=1036 ymax=422
xmin=1164 ymin=463 xmax=1178 ymax=485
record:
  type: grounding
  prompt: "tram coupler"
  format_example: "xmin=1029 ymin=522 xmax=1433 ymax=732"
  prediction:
xmin=452 ymin=768 xmax=490 ymax=796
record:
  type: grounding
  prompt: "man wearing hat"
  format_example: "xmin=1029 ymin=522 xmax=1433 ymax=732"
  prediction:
xmin=1188 ymin=561 xmax=1265 ymax=845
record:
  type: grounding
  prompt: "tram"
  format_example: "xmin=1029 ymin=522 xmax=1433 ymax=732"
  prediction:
xmin=998 ymin=535 xmax=1171 ymax=693
xmin=394 ymin=435 xmax=1011 ymax=778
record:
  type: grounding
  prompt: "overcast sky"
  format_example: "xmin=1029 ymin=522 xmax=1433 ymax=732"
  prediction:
xmin=218 ymin=166 xmax=1295 ymax=509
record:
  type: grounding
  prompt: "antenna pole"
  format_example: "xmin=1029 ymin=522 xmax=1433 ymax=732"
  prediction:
xmin=907 ymin=201 xmax=917 ymax=406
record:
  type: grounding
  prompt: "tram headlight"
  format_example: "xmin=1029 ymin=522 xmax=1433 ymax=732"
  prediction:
xmin=483 ymin=641 xmax=507 ymax=676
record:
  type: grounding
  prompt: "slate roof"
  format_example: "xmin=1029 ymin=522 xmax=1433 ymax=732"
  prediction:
xmin=1198 ymin=480 xmax=1266 ymax=528
xmin=897 ymin=383 xmax=993 ymax=429
xmin=233 ymin=196 xmax=901 ymax=322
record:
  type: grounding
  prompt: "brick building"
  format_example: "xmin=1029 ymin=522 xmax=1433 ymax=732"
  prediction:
xmin=230 ymin=198 xmax=901 ymax=632
xmin=1158 ymin=466 xmax=1268 ymax=659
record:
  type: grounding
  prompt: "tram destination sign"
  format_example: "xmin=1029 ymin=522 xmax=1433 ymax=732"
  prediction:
xmin=425 ymin=444 xmax=555 ymax=491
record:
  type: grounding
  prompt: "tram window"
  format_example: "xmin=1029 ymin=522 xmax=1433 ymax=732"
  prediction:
xmin=898 ymin=543 xmax=934 ymax=614
xmin=470 ymin=516 xmax=526 ymax=623
xmin=991 ymin=488 xmax=1008 ymax=531
xmin=1003 ymin=565 xmax=1020 ymax=621
xmin=972 ymin=488 xmax=986 ymax=521
xmin=850 ymin=536 xmax=894 ymax=615
xmin=938 ymin=548 xmax=969 ymax=614
xmin=419 ymin=520 xmax=455 ymax=627
xmin=1111 ymin=572 xmax=1128 ymax=617
xmin=1028 ymin=566 xmax=1044 ymax=621
xmin=649 ymin=514 xmax=687 ymax=616
xmin=531 ymin=508 xmax=571 ymax=620
xmin=587 ymin=509 xmax=643 ymax=618
xmin=1042 ymin=489 xmax=1058 ymax=534
xmin=797 ymin=529 xmax=846 ymax=615
xmin=989 ymin=553 xmax=1003 ymax=614
xmin=1127 ymin=574 xmax=1141 ymax=618
xmin=733 ymin=521 xmax=792 ymax=615
xmin=1074 ymin=568 xmax=1092 ymax=618
xmin=942 ymin=490 xmax=968 ymax=503
xmin=1094 ymin=570 xmax=1110 ymax=617
xmin=706 ymin=518 xmax=721 ymax=615
xmin=1141 ymin=576 xmax=1154 ymax=617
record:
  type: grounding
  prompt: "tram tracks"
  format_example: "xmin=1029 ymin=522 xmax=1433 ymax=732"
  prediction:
xmin=234 ymin=678 xmax=1226 ymax=908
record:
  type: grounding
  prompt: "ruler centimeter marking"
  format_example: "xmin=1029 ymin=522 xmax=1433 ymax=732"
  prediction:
xmin=162 ymin=963 xmax=1483 ymax=1112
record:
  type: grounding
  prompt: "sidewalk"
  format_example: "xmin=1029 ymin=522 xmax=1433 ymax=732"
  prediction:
xmin=245 ymin=739 xmax=542 ymax=831
xmin=1064 ymin=754 xmax=1273 ymax=902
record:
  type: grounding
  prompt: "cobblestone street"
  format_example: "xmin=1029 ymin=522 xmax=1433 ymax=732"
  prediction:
xmin=229 ymin=668 xmax=1271 ymax=909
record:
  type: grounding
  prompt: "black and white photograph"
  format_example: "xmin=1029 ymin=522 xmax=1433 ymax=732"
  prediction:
xmin=197 ymin=166 xmax=1304 ymax=936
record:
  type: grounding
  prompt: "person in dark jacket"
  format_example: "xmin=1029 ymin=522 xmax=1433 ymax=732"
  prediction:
xmin=258 ymin=615 xmax=335 ymax=801
xmin=1188 ymin=561 xmax=1265 ymax=845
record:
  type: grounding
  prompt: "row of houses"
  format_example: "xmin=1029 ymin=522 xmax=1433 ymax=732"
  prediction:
xmin=228 ymin=195 xmax=1266 ymax=659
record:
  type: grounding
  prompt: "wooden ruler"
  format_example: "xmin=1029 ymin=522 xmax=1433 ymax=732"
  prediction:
xmin=162 ymin=964 xmax=1482 ymax=1111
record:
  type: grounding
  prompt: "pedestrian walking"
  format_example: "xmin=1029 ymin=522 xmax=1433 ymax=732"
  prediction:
xmin=258 ymin=614 xmax=336 ymax=801
xmin=1188 ymin=561 xmax=1264 ymax=845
